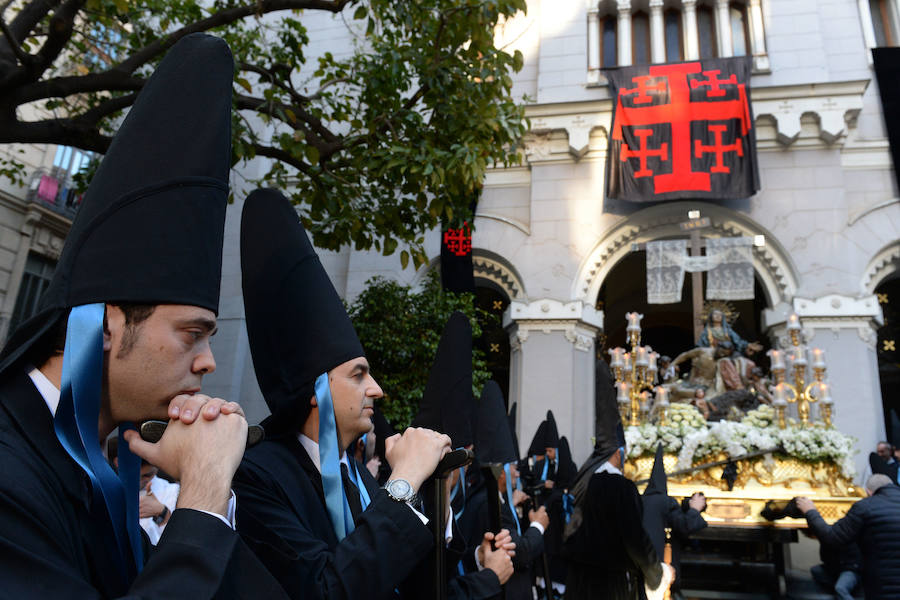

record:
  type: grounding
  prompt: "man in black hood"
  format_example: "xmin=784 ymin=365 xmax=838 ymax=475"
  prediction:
xmin=641 ymin=444 xmax=707 ymax=598
xmin=0 ymin=35 xmax=285 ymax=598
xmin=563 ymin=385 xmax=672 ymax=599
xmin=234 ymin=188 xmax=482 ymax=600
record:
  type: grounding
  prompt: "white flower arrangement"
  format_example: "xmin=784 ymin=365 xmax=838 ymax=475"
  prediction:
xmin=625 ymin=404 xmax=858 ymax=479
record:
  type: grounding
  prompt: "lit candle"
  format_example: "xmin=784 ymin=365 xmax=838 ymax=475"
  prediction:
xmin=635 ymin=346 xmax=649 ymax=367
xmin=609 ymin=347 xmax=625 ymax=368
xmin=616 ymin=382 xmax=631 ymax=402
xmin=648 ymin=352 xmax=658 ymax=372
xmin=811 ymin=348 xmax=826 ymax=369
xmin=639 ymin=391 xmax=650 ymax=412
xmin=768 ymin=349 xmax=785 ymax=371
xmin=787 ymin=313 xmax=801 ymax=331
xmin=816 ymin=382 xmax=832 ymax=404
xmin=792 ymin=346 xmax=807 ymax=368
xmin=655 ymin=386 xmax=669 ymax=406
xmin=625 ymin=312 xmax=644 ymax=332
xmin=623 ymin=352 xmax=633 ymax=373
xmin=773 ymin=383 xmax=788 ymax=405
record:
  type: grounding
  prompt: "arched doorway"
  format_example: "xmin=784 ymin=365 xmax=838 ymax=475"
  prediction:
xmin=598 ymin=249 xmax=770 ymax=362
xmin=474 ymin=283 xmax=511 ymax=407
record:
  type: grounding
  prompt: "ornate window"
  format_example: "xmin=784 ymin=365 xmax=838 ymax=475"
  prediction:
xmin=587 ymin=0 xmax=769 ymax=83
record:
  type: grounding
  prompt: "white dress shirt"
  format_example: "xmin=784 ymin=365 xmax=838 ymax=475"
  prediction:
xmin=297 ymin=433 xmax=454 ymax=542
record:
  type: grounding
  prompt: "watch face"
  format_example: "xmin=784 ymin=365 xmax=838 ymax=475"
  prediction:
xmin=388 ymin=479 xmax=411 ymax=498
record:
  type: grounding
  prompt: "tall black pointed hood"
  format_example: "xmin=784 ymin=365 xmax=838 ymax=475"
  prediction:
xmin=557 ymin=436 xmax=577 ymax=489
xmin=508 ymin=402 xmax=520 ymax=459
xmin=241 ymin=188 xmax=364 ymax=430
xmin=644 ymin=443 xmax=667 ymax=496
xmin=372 ymin=406 xmax=396 ymax=463
xmin=0 ymin=33 xmax=233 ymax=374
xmin=545 ymin=410 xmax=560 ymax=449
xmin=527 ymin=421 xmax=547 ymax=457
xmin=594 ymin=372 xmax=625 ymax=463
xmin=411 ymin=311 xmax=475 ymax=447
xmin=475 ymin=380 xmax=517 ymax=465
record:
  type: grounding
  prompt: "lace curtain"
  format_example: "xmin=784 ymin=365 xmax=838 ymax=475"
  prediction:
xmin=646 ymin=237 xmax=754 ymax=304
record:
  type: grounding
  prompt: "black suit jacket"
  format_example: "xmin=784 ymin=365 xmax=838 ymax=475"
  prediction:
xmin=234 ymin=434 xmax=500 ymax=600
xmin=0 ymin=370 xmax=286 ymax=599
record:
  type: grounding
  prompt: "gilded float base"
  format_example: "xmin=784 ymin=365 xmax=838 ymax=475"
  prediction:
xmin=625 ymin=453 xmax=864 ymax=527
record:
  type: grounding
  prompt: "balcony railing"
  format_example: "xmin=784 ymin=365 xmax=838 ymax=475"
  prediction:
xmin=26 ymin=168 xmax=81 ymax=220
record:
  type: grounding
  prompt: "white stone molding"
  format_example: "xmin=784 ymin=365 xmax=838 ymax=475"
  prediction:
xmin=523 ymin=81 xmax=867 ymax=165
xmin=472 ymin=251 xmax=527 ymax=299
xmin=525 ymin=100 xmax=613 ymax=160
xmin=861 ymin=241 xmax=900 ymax=294
xmin=573 ymin=201 xmax=798 ymax=309
xmin=751 ymin=80 xmax=868 ymax=148
xmin=857 ymin=0 xmax=900 ymax=64
xmin=503 ymin=298 xmax=604 ymax=353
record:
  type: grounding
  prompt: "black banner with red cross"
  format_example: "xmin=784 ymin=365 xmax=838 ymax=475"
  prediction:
xmin=604 ymin=57 xmax=759 ymax=202
xmin=441 ymin=221 xmax=475 ymax=294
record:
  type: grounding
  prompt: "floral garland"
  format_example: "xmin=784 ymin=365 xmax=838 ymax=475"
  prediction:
xmin=625 ymin=405 xmax=857 ymax=479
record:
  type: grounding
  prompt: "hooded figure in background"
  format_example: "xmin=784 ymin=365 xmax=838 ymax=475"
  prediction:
xmin=562 ymin=381 xmax=672 ymax=600
xmin=459 ymin=380 xmax=549 ymax=600
xmin=546 ymin=435 xmax=578 ymax=587
xmin=532 ymin=410 xmax=560 ymax=490
xmin=233 ymin=188 xmax=456 ymax=600
xmin=0 ymin=34 xmax=285 ymax=599
xmin=409 ymin=311 xmax=509 ymax=598
xmin=641 ymin=444 xmax=707 ymax=597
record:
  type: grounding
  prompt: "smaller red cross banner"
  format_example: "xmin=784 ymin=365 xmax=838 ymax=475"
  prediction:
xmin=443 ymin=222 xmax=472 ymax=257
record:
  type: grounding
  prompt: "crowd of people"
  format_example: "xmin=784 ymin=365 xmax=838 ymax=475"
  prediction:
xmin=0 ymin=33 xmax=898 ymax=600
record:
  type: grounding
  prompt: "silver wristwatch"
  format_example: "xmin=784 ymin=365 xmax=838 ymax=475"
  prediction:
xmin=384 ymin=478 xmax=417 ymax=503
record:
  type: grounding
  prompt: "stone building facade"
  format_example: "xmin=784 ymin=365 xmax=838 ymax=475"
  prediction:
xmin=0 ymin=1 xmax=897 ymax=480
xmin=208 ymin=0 xmax=900 ymax=477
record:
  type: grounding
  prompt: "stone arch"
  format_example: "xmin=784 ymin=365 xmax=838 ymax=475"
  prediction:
xmin=862 ymin=241 xmax=900 ymax=294
xmin=412 ymin=248 xmax=527 ymax=300
xmin=572 ymin=201 xmax=799 ymax=308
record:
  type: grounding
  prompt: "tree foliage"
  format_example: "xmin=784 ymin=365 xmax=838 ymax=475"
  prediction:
xmin=347 ymin=271 xmax=493 ymax=429
xmin=0 ymin=0 xmax=528 ymax=263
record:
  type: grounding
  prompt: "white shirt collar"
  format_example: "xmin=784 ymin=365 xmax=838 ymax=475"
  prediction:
xmin=27 ymin=365 xmax=60 ymax=416
xmin=594 ymin=460 xmax=623 ymax=476
xmin=298 ymin=433 xmax=349 ymax=473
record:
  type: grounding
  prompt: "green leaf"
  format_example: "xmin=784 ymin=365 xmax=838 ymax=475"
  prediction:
xmin=353 ymin=5 xmax=367 ymax=20
xmin=235 ymin=77 xmax=253 ymax=93
xmin=305 ymin=145 xmax=320 ymax=163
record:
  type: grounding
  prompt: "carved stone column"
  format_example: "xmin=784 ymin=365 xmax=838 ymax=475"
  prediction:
xmin=764 ymin=294 xmax=884 ymax=478
xmin=587 ymin=6 xmax=601 ymax=83
xmin=746 ymin=0 xmax=769 ymax=70
xmin=617 ymin=0 xmax=633 ymax=66
xmin=649 ymin=0 xmax=666 ymax=64
xmin=715 ymin=0 xmax=733 ymax=57
xmin=682 ymin=0 xmax=700 ymax=60
xmin=505 ymin=299 xmax=603 ymax=465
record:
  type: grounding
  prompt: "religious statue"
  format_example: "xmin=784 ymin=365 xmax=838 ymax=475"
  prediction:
xmin=699 ymin=307 xmax=762 ymax=356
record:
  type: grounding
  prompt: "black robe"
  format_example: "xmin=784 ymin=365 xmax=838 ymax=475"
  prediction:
xmin=233 ymin=433 xmax=500 ymax=600
xmin=562 ymin=472 xmax=662 ymax=600
xmin=0 ymin=370 xmax=286 ymax=599
xmin=459 ymin=483 xmax=546 ymax=600
xmin=641 ymin=495 xmax=706 ymax=588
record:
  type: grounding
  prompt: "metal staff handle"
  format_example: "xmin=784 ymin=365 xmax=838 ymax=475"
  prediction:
xmin=633 ymin=446 xmax=782 ymax=485
xmin=139 ymin=420 xmax=265 ymax=448
xmin=481 ymin=463 xmax=507 ymax=600
xmin=433 ymin=448 xmax=474 ymax=600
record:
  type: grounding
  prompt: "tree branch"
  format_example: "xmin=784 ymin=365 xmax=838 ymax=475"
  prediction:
xmin=12 ymin=71 xmax=144 ymax=103
xmin=251 ymin=142 xmax=312 ymax=174
xmin=0 ymin=15 xmax=30 ymax=64
xmin=0 ymin=113 xmax=111 ymax=151
xmin=117 ymin=0 xmax=353 ymax=75
xmin=75 ymin=91 xmax=137 ymax=125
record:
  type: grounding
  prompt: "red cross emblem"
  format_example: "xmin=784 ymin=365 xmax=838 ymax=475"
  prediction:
xmin=443 ymin=222 xmax=472 ymax=257
xmin=610 ymin=61 xmax=753 ymax=195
